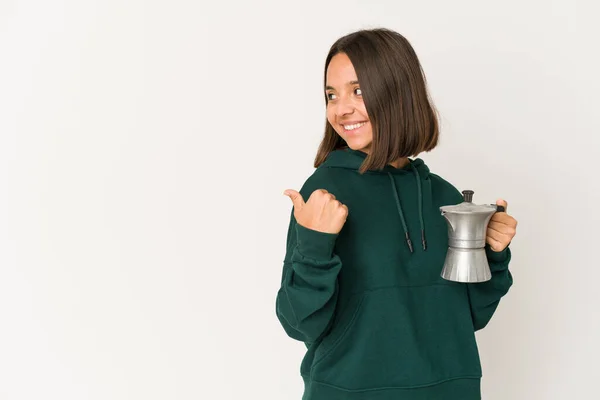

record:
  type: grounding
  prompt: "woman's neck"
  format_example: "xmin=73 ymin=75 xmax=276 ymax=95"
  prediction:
xmin=352 ymin=146 xmax=408 ymax=169
xmin=388 ymin=158 xmax=409 ymax=169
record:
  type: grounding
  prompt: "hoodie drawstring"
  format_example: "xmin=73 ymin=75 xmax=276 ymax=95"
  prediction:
xmin=387 ymin=165 xmax=427 ymax=253
xmin=409 ymin=162 xmax=427 ymax=251
xmin=388 ymin=173 xmax=413 ymax=253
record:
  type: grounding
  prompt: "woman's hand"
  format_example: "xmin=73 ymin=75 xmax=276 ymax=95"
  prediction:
xmin=487 ymin=199 xmax=518 ymax=252
xmin=284 ymin=189 xmax=348 ymax=234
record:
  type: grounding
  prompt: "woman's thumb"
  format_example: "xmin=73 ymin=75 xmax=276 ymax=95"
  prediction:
xmin=284 ymin=189 xmax=305 ymax=209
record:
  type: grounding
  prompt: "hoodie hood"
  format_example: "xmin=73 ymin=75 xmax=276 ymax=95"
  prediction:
xmin=321 ymin=147 xmax=431 ymax=253
xmin=321 ymin=147 xmax=431 ymax=177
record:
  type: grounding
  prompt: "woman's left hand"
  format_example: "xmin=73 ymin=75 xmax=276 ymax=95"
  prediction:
xmin=486 ymin=199 xmax=518 ymax=252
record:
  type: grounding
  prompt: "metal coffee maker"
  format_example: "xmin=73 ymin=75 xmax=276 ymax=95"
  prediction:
xmin=439 ymin=190 xmax=505 ymax=283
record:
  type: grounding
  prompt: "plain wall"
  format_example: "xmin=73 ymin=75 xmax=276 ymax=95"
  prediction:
xmin=1 ymin=0 xmax=598 ymax=399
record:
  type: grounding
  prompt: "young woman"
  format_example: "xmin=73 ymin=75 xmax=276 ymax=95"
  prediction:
xmin=276 ymin=28 xmax=518 ymax=400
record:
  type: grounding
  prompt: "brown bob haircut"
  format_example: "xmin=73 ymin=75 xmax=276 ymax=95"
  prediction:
xmin=314 ymin=28 xmax=440 ymax=174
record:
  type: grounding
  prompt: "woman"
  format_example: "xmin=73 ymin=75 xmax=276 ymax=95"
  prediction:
xmin=276 ymin=27 xmax=517 ymax=400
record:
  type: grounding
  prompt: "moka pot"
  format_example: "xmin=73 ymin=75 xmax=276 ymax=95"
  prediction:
xmin=439 ymin=190 xmax=505 ymax=283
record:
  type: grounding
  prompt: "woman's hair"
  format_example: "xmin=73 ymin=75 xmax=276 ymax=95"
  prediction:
xmin=315 ymin=28 xmax=440 ymax=173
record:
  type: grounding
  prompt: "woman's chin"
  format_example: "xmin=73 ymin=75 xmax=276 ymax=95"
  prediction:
xmin=345 ymin=140 xmax=371 ymax=153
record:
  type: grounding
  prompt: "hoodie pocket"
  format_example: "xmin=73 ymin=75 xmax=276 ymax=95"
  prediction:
xmin=309 ymin=284 xmax=482 ymax=390
xmin=309 ymin=292 xmax=366 ymax=370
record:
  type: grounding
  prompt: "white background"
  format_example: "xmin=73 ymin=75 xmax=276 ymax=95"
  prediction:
xmin=1 ymin=0 xmax=598 ymax=399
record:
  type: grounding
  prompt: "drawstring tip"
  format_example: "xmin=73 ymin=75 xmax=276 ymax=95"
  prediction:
xmin=405 ymin=233 xmax=414 ymax=253
xmin=421 ymin=230 xmax=427 ymax=251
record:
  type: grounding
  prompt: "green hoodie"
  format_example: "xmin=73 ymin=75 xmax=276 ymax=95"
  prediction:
xmin=276 ymin=148 xmax=513 ymax=400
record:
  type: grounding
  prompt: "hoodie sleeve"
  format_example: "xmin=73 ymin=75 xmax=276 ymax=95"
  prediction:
xmin=433 ymin=174 xmax=514 ymax=332
xmin=275 ymin=173 xmax=343 ymax=344
xmin=467 ymin=244 xmax=513 ymax=331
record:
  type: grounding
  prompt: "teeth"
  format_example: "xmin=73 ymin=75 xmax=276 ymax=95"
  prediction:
xmin=343 ymin=122 xmax=366 ymax=130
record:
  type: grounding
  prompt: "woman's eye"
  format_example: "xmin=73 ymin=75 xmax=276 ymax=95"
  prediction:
xmin=354 ymin=88 xmax=362 ymax=96
xmin=327 ymin=93 xmax=337 ymax=101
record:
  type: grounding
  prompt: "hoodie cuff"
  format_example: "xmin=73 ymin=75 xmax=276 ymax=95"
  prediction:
xmin=485 ymin=244 xmax=511 ymax=270
xmin=295 ymin=223 xmax=338 ymax=260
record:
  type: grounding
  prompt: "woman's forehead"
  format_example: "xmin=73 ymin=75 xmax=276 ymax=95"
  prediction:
xmin=326 ymin=54 xmax=359 ymax=88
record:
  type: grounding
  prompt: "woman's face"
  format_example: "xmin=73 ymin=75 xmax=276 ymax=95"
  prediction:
xmin=326 ymin=53 xmax=373 ymax=153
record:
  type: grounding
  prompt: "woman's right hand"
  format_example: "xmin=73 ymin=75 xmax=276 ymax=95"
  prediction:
xmin=284 ymin=189 xmax=348 ymax=234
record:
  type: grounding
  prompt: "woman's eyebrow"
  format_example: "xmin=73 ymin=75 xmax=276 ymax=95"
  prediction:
xmin=325 ymin=80 xmax=360 ymax=90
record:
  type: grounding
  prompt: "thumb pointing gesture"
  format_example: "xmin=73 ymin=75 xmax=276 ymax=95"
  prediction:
xmin=284 ymin=189 xmax=305 ymax=211
xmin=283 ymin=188 xmax=348 ymax=234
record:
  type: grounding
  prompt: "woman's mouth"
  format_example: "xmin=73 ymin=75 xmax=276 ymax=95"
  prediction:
xmin=342 ymin=121 xmax=367 ymax=133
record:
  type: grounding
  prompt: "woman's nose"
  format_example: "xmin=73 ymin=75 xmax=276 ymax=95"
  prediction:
xmin=335 ymin=97 xmax=354 ymax=116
